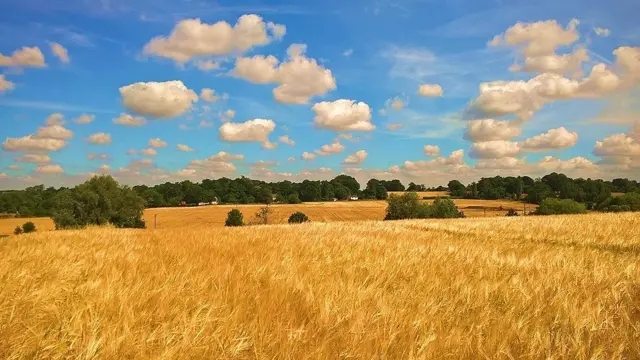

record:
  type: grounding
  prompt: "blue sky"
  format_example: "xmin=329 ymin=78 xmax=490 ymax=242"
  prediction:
xmin=1 ymin=0 xmax=639 ymax=189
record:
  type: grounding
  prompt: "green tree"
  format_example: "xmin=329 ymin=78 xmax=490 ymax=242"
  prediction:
xmin=526 ymin=182 xmax=553 ymax=204
xmin=287 ymin=193 xmax=302 ymax=204
xmin=331 ymin=175 xmax=361 ymax=194
xmin=535 ymin=198 xmax=586 ymax=215
xmin=22 ymin=221 xmax=36 ymax=233
xmin=288 ymin=212 xmax=310 ymax=224
xmin=448 ymin=180 xmax=466 ymax=197
xmin=384 ymin=192 xmax=427 ymax=220
xmin=225 ymin=209 xmax=244 ymax=227
xmin=13 ymin=226 xmax=23 ymax=235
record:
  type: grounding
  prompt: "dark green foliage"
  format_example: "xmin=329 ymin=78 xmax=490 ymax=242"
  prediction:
xmin=448 ymin=180 xmax=466 ymax=197
xmin=225 ymin=209 xmax=244 ymax=227
xmin=331 ymin=175 xmax=361 ymax=195
xmin=535 ymin=198 xmax=587 ymax=215
xmin=22 ymin=221 xmax=36 ymax=233
xmin=287 ymin=193 xmax=302 ymax=204
xmin=406 ymin=182 xmax=426 ymax=192
xmin=597 ymin=192 xmax=640 ymax=212
xmin=51 ymin=175 xmax=146 ymax=230
xmin=13 ymin=226 xmax=23 ymax=235
xmin=384 ymin=193 xmax=463 ymax=220
xmin=362 ymin=179 xmax=389 ymax=200
xmin=525 ymin=182 xmax=554 ymax=204
xmin=506 ymin=208 xmax=519 ymax=217
xmin=380 ymin=179 xmax=405 ymax=192
xmin=288 ymin=212 xmax=310 ymax=224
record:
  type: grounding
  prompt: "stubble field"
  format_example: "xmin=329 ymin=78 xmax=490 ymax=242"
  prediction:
xmin=0 ymin=212 xmax=639 ymax=358
xmin=0 ymin=198 xmax=536 ymax=235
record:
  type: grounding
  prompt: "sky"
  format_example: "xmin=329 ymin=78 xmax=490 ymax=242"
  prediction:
xmin=0 ymin=0 xmax=639 ymax=190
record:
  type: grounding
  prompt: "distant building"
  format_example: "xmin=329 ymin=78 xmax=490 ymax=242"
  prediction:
xmin=349 ymin=196 xmax=359 ymax=201
xmin=332 ymin=198 xmax=338 ymax=202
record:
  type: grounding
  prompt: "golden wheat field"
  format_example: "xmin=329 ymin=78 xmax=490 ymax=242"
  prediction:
xmin=1 ymin=213 xmax=639 ymax=359
xmin=0 ymin=198 xmax=535 ymax=235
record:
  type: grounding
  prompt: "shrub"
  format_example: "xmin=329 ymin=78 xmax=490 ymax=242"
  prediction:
xmin=535 ymin=198 xmax=586 ymax=215
xmin=506 ymin=208 xmax=519 ymax=217
xmin=287 ymin=193 xmax=302 ymax=204
xmin=429 ymin=197 xmax=464 ymax=219
xmin=225 ymin=209 xmax=244 ymax=227
xmin=597 ymin=192 xmax=640 ymax=212
xmin=13 ymin=226 xmax=23 ymax=235
xmin=22 ymin=221 xmax=36 ymax=233
xmin=288 ymin=212 xmax=310 ymax=224
xmin=384 ymin=194 xmax=464 ymax=220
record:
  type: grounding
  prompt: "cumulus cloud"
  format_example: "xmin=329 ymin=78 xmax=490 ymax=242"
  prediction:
xmin=219 ymin=119 xmax=276 ymax=145
xmin=475 ymin=157 xmax=525 ymax=170
xmin=186 ymin=151 xmax=243 ymax=174
xmin=338 ymin=133 xmax=360 ymax=142
xmin=177 ymin=144 xmax=194 ymax=152
xmin=537 ymin=156 xmax=597 ymax=171
xmin=614 ymin=46 xmax=640 ymax=83
xmin=74 ymin=114 xmax=95 ymax=124
xmin=196 ymin=60 xmax=220 ymax=71
xmin=262 ymin=140 xmax=277 ymax=150
xmin=489 ymin=19 xmax=579 ymax=58
xmin=0 ymin=74 xmax=15 ymax=94
xmin=148 ymin=138 xmax=167 ymax=148
xmin=510 ymin=48 xmax=589 ymax=76
xmin=302 ymin=152 xmax=316 ymax=160
xmin=143 ymin=14 xmax=286 ymax=63
xmin=520 ymin=127 xmax=578 ymax=152
xmin=423 ymin=145 xmax=440 ymax=157
xmin=278 ymin=135 xmax=295 ymax=146
xmin=34 ymin=125 xmax=74 ymax=140
xmin=88 ymin=132 xmax=111 ymax=145
xmin=16 ymin=154 xmax=51 ymax=163
xmin=3 ymin=136 xmax=66 ymax=152
xmin=593 ymin=133 xmax=640 ymax=157
xmin=0 ymin=46 xmax=46 ymax=67
xmin=312 ymin=99 xmax=374 ymax=132
xmin=119 ymin=80 xmax=198 ymax=118
xmin=113 ymin=113 xmax=146 ymax=127
xmin=315 ymin=141 xmax=345 ymax=156
xmin=49 ymin=42 xmax=70 ymax=63
xmin=141 ymin=148 xmax=157 ymax=157
xmin=45 ymin=113 xmax=65 ymax=126
xmin=233 ymin=44 xmax=336 ymax=104
xmin=388 ymin=97 xmax=406 ymax=110
xmin=87 ymin=153 xmax=109 ymax=161
xmin=464 ymin=119 xmax=522 ymax=142
xmin=418 ymin=84 xmax=443 ymax=97
xmin=470 ymin=140 xmax=521 ymax=159
xmin=36 ymin=164 xmax=64 ymax=174
xmin=343 ymin=150 xmax=367 ymax=164
xmin=200 ymin=88 xmax=219 ymax=103
xmin=224 ymin=109 xmax=236 ymax=119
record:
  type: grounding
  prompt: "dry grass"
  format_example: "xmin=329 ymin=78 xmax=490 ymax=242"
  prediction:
xmin=1 ymin=213 xmax=639 ymax=359
xmin=0 ymin=199 xmax=535 ymax=235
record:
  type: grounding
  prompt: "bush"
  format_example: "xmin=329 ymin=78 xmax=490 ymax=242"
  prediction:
xmin=225 ymin=209 xmax=244 ymax=227
xmin=288 ymin=212 xmax=310 ymax=224
xmin=505 ymin=208 xmax=519 ymax=216
xmin=384 ymin=194 xmax=464 ymax=220
xmin=287 ymin=193 xmax=302 ymax=204
xmin=535 ymin=198 xmax=586 ymax=215
xmin=597 ymin=192 xmax=640 ymax=212
xmin=13 ymin=226 xmax=23 ymax=235
xmin=22 ymin=221 xmax=36 ymax=233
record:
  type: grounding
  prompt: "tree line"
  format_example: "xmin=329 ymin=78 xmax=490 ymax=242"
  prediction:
xmin=1 ymin=173 xmax=639 ymax=219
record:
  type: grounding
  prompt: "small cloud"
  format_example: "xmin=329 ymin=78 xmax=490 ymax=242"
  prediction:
xmin=386 ymin=123 xmax=403 ymax=131
xmin=148 ymin=138 xmax=167 ymax=148
xmin=88 ymin=132 xmax=111 ymax=144
xmin=594 ymin=27 xmax=611 ymax=37
xmin=74 ymin=113 xmax=95 ymax=124
xmin=49 ymin=42 xmax=70 ymax=64
xmin=343 ymin=49 xmax=353 ymax=57
xmin=113 ymin=113 xmax=146 ymax=127
xmin=177 ymin=144 xmax=195 ymax=152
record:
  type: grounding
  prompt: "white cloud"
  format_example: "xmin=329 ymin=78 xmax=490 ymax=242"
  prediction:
xmin=475 ymin=157 xmax=525 ymax=170
xmin=0 ymin=172 xmax=6 ymax=179
xmin=143 ymin=14 xmax=286 ymax=63
xmin=343 ymin=49 xmax=353 ymax=57
xmin=386 ymin=123 xmax=403 ymax=131
xmin=629 ymin=120 xmax=640 ymax=141
xmin=0 ymin=74 xmax=15 ymax=94
xmin=594 ymin=27 xmax=611 ymax=37
xmin=593 ymin=133 xmax=640 ymax=157
xmin=287 ymin=156 xmax=296 ymax=162
xmin=119 ymin=80 xmax=198 ymax=118
xmin=418 ymin=84 xmax=443 ymax=97
xmin=338 ymin=133 xmax=360 ymax=142
xmin=141 ymin=148 xmax=157 ymax=157
xmin=388 ymin=97 xmax=406 ymax=110
xmin=423 ymin=145 xmax=440 ymax=157
xmin=312 ymin=99 xmax=374 ymax=132
xmin=219 ymin=118 xmax=276 ymax=145
xmin=489 ymin=19 xmax=579 ymax=58
xmin=302 ymin=152 xmax=316 ymax=160
xmin=315 ymin=141 xmax=345 ymax=156
xmin=88 ymin=132 xmax=111 ymax=145
xmin=225 ymin=109 xmax=236 ymax=119
xmin=262 ymin=140 xmax=278 ymax=150
xmin=177 ymin=144 xmax=195 ymax=152
xmin=16 ymin=154 xmax=51 ymax=163
xmin=7 ymin=165 xmax=21 ymax=171
xmin=74 ymin=114 xmax=95 ymax=124
xmin=36 ymin=164 xmax=64 ymax=174
xmin=343 ymin=150 xmax=367 ymax=164
xmin=45 ymin=113 xmax=65 ymax=126
xmin=196 ymin=60 xmax=220 ymax=71
xmin=49 ymin=42 xmax=70 ymax=64
xmin=98 ymin=164 xmax=110 ymax=171
xmin=520 ymin=127 xmax=578 ymax=152
xmin=34 ymin=124 xmax=74 ymax=140
xmin=186 ymin=151 xmax=243 ymax=174
xmin=148 ymin=138 xmax=167 ymax=148
xmin=199 ymin=120 xmax=214 ymax=128
xmin=0 ymin=46 xmax=46 ymax=67
xmin=510 ymin=48 xmax=589 ymax=76
xmin=113 ymin=113 xmax=146 ymax=127
xmin=278 ymin=135 xmax=295 ymax=146
xmin=537 ymin=156 xmax=597 ymax=171
xmin=177 ymin=168 xmax=197 ymax=177
xmin=3 ymin=136 xmax=66 ymax=152
xmin=464 ymin=119 xmax=521 ymax=142
xmin=200 ymin=88 xmax=219 ymax=103
xmin=233 ymin=44 xmax=336 ymax=104
xmin=614 ymin=47 xmax=640 ymax=83
xmin=470 ymin=140 xmax=521 ymax=159
xmin=129 ymin=159 xmax=155 ymax=168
